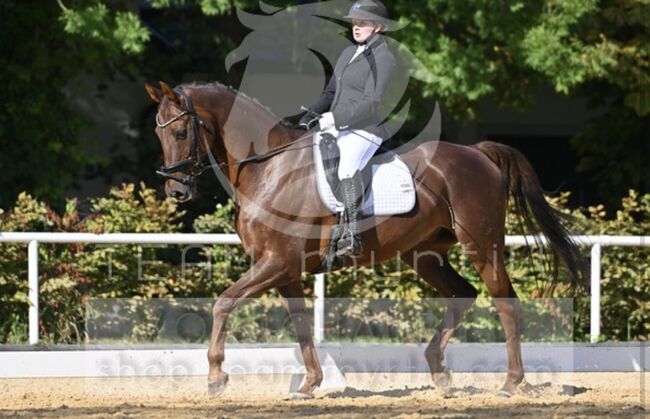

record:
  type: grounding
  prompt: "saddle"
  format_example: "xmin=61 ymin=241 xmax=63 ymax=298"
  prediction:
xmin=313 ymin=132 xmax=416 ymax=272
xmin=314 ymin=133 xmax=416 ymax=216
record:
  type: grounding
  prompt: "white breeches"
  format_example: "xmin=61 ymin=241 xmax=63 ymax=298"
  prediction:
xmin=335 ymin=129 xmax=382 ymax=180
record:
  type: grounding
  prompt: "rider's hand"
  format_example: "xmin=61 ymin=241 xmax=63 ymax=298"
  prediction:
xmin=298 ymin=113 xmax=318 ymax=130
xmin=318 ymin=112 xmax=335 ymax=131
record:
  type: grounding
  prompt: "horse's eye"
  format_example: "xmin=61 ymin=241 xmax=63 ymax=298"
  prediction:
xmin=176 ymin=129 xmax=187 ymax=140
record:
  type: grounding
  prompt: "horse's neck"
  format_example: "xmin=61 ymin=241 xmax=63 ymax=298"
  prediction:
xmin=233 ymin=126 xmax=312 ymax=193
xmin=207 ymin=87 xmax=295 ymax=154
xmin=201 ymin=87 xmax=312 ymax=195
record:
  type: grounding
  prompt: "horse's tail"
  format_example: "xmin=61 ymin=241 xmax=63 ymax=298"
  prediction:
xmin=473 ymin=141 xmax=588 ymax=293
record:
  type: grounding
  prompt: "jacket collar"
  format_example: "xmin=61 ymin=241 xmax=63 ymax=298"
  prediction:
xmin=349 ymin=34 xmax=385 ymax=64
xmin=356 ymin=33 xmax=384 ymax=49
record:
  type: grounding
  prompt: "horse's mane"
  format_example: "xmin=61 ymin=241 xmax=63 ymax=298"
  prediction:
xmin=182 ymin=81 xmax=295 ymax=129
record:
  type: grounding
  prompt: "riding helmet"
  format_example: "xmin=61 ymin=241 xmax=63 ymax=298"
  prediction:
xmin=342 ymin=0 xmax=394 ymax=27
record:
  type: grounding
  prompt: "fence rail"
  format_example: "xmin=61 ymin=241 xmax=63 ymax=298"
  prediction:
xmin=0 ymin=232 xmax=647 ymax=344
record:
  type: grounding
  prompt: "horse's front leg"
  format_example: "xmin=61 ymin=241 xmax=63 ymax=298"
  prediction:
xmin=278 ymin=281 xmax=323 ymax=399
xmin=207 ymin=256 xmax=291 ymax=396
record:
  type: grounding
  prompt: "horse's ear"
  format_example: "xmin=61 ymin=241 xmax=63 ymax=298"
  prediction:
xmin=159 ymin=81 xmax=181 ymax=105
xmin=144 ymin=82 xmax=163 ymax=103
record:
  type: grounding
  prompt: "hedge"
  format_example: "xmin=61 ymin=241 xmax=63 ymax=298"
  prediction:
xmin=0 ymin=184 xmax=647 ymax=344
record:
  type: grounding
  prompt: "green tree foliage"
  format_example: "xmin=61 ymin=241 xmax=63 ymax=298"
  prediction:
xmin=394 ymin=0 xmax=650 ymax=116
xmin=59 ymin=1 xmax=151 ymax=55
xmin=2 ymin=0 xmax=646 ymax=210
xmin=393 ymin=0 xmax=649 ymax=202
xmin=0 ymin=1 xmax=89 ymax=209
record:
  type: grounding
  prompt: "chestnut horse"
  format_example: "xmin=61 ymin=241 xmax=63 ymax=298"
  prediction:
xmin=145 ymin=81 xmax=585 ymax=398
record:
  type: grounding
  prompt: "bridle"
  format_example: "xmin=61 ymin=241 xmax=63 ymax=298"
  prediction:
xmin=155 ymin=86 xmax=316 ymax=188
xmin=155 ymin=86 xmax=215 ymax=187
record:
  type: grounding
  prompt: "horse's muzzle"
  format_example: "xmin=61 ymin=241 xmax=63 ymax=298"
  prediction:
xmin=167 ymin=182 xmax=192 ymax=202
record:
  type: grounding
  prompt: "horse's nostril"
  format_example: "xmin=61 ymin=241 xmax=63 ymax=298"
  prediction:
xmin=170 ymin=189 xmax=189 ymax=200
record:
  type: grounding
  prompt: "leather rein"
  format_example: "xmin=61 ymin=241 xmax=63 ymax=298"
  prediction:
xmin=155 ymin=86 xmax=314 ymax=187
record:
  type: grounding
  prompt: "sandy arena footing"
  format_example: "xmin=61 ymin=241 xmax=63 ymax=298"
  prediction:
xmin=0 ymin=372 xmax=647 ymax=417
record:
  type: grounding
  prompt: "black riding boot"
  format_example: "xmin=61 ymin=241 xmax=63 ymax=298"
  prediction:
xmin=336 ymin=173 xmax=364 ymax=257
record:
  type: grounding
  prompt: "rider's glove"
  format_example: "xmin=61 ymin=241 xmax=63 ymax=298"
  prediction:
xmin=318 ymin=112 xmax=336 ymax=131
xmin=298 ymin=113 xmax=319 ymax=130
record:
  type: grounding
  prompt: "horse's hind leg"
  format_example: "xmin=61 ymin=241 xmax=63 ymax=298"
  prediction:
xmin=458 ymin=235 xmax=524 ymax=395
xmin=277 ymin=282 xmax=323 ymax=398
xmin=402 ymin=247 xmax=478 ymax=386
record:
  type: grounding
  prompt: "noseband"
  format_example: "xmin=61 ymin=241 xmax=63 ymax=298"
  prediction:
xmin=155 ymin=87 xmax=214 ymax=187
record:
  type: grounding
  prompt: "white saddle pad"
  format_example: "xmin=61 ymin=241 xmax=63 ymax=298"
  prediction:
xmin=313 ymin=134 xmax=416 ymax=216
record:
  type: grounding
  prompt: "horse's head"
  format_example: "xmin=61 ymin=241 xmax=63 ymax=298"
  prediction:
xmin=145 ymin=81 xmax=216 ymax=202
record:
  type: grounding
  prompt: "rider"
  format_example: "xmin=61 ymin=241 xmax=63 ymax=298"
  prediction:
xmin=299 ymin=0 xmax=397 ymax=257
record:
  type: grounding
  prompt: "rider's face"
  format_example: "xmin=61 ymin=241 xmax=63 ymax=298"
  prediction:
xmin=352 ymin=19 xmax=379 ymax=43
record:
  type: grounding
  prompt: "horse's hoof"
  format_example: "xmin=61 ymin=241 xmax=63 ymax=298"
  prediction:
xmin=285 ymin=392 xmax=314 ymax=400
xmin=497 ymin=379 xmax=521 ymax=397
xmin=432 ymin=367 xmax=452 ymax=388
xmin=496 ymin=390 xmax=512 ymax=398
xmin=208 ymin=375 xmax=229 ymax=397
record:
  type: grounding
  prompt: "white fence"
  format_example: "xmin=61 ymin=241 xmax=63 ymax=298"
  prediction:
xmin=0 ymin=232 xmax=647 ymax=345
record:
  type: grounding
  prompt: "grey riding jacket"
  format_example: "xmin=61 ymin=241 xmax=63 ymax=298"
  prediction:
xmin=308 ymin=34 xmax=396 ymax=139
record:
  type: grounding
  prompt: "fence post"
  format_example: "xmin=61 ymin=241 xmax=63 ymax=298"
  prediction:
xmin=314 ymin=273 xmax=325 ymax=343
xmin=28 ymin=240 xmax=39 ymax=345
xmin=590 ymin=243 xmax=601 ymax=343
